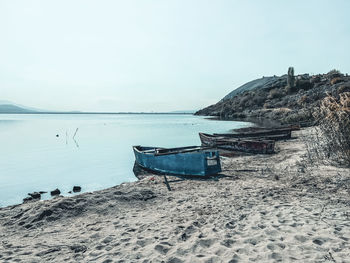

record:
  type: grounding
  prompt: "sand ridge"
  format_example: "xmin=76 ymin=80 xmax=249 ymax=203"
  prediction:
xmin=1 ymin=128 xmax=350 ymax=262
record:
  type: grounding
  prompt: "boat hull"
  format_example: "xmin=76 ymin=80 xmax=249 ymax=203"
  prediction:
xmin=199 ymin=133 xmax=275 ymax=154
xmin=133 ymin=146 xmax=221 ymax=176
xmin=214 ymin=129 xmax=292 ymax=139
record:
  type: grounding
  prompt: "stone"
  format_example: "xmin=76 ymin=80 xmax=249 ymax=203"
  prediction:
xmin=50 ymin=188 xmax=61 ymax=196
xmin=28 ymin=192 xmax=41 ymax=199
xmin=73 ymin=186 xmax=81 ymax=193
xmin=23 ymin=197 xmax=33 ymax=203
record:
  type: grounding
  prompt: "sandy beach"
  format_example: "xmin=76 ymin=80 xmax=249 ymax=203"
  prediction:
xmin=1 ymin=128 xmax=350 ymax=263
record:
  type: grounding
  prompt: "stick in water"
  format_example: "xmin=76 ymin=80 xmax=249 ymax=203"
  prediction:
xmin=73 ymin=128 xmax=79 ymax=139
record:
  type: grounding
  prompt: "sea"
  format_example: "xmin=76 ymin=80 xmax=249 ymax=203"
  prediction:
xmin=0 ymin=114 xmax=252 ymax=207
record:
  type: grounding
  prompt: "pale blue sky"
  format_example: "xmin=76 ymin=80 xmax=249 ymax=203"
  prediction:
xmin=1 ymin=0 xmax=349 ymax=112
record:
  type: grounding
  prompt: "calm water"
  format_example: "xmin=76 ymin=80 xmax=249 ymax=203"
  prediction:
xmin=0 ymin=114 xmax=251 ymax=207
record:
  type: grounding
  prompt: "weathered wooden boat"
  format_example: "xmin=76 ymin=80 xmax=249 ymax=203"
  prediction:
xmin=199 ymin=133 xmax=275 ymax=154
xmin=133 ymin=146 xmax=221 ymax=176
xmin=212 ymin=131 xmax=291 ymax=141
xmin=232 ymin=124 xmax=300 ymax=133
xmin=214 ymin=128 xmax=292 ymax=139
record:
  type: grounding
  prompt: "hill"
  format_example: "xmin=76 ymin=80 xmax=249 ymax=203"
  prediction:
xmin=0 ymin=104 xmax=37 ymax=113
xmin=222 ymin=75 xmax=287 ymax=100
xmin=195 ymin=69 xmax=350 ymax=125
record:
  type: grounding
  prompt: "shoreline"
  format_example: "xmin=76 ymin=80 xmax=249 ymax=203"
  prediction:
xmin=1 ymin=127 xmax=350 ymax=262
xmin=0 ymin=116 xmax=255 ymax=209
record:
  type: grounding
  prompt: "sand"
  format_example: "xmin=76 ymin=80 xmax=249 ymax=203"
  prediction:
xmin=1 ymin=128 xmax=350 ymax=262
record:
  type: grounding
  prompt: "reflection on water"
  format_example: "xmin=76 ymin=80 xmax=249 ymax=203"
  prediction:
xmin=0 ymin=119 xmax=22 ymax=129
xmin=0 ymin=114 xmax=251 ymax=207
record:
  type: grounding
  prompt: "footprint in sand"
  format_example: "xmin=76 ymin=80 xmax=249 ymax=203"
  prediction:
xmin=313 ymin=238 xmax=326 ymax=246
xmin=225 ymin=220 xmax=236 ymax=229
xmin=154 ymin=244 xmax=170 ymax=255
xmin=267 ymin=243 xmax=285 ymax=251
xmin=136 ymin=238 xmax=153 ymax=247
xmin=244 ymin=238 xmax=259 ymax=246
xmin=269 ymin=252 xmax=283 ymax=261
xmin=102 ymin=236 xmax=114 ymax=244
xmin=197 ymin=238 xmax=215 ymax=248
xmin=220 ymin=239 xmax=235 ymax=248
xmin=294 ymin=235 xmax=308 ymax=243
xmin=167 ymin=257 xmax=184 ymax=263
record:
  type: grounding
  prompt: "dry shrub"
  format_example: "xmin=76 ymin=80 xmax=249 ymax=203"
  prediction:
xmin=263 ymin=102 xmax=272 ymax=109
xmin=299 ymin=95 xmax=308 ymax=104
xmin=296 ymin=79 xmax=313 ymax=90
xmin=309 ymin=92 xmax=350 ymax=166
xmin=282 ymin=109 xmax=313 ymax=124
xmin=268 ymin=88 xmax=284 ymax=99
xmin=275 ymin=107 xmax=292 ymax=113
xmin=330 ymin=77 xmax=343 ymax=85
xmin=338 ymin=85 xmax=350 ymax=94
xmin=327 ymin=69 xmax=342 ymax=78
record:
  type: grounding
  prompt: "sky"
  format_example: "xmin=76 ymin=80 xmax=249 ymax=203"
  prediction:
xmin=1 ymin=0 xmax=350 ymax=112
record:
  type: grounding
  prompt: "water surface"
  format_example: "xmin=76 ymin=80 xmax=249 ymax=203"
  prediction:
xmin=0 ymin=114 xmax=251 ymax=207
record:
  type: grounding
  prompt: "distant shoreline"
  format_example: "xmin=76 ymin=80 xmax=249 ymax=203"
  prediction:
xmin=0 ymin=112 xmax=194 ymax=115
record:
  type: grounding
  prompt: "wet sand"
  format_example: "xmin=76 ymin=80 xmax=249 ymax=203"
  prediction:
xmin=1 ymin=128 xmax=350 ymax=262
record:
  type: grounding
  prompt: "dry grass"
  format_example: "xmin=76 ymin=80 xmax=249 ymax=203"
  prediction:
xmin=307 ymin=92 xmax=350 ymax=166
xmin=330 ymin=77 xmax=343 ymax=85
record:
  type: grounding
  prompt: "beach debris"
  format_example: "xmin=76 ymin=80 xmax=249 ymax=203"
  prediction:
xmin=39 ymin=191 xmax=47 ymax=194
xmin=50 ymin=188 xmax=61 ymax=196
xmin=73 ymin=186 xmax=81 ymax=193
xmin=28 ymin=192 xmax=41 ymax=199
xmin=56 ymin=134 xmax=59 ymax=137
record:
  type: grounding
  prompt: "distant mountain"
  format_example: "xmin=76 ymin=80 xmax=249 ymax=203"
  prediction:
xmin=0 ymin=104 xmax=37 ymax=113
xmin=0 ymin=101 xmax=48 ymax=113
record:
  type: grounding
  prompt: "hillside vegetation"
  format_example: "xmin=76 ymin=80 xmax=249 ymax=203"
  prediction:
xmin=195 ymin=69 xmax=350 ymax=125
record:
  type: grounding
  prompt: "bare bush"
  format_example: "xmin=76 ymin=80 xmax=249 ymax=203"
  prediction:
xmin=308 ymin=92 xmax=350 ymax=166
xmin=337 ymin=85 xmax=350 ymax=94
xmin=330 ymin=77 xmax=343 ymax=85
xmin=268 ymin=88 xmax=284 ymax=99
xmin=327 ymin=69 xmax=342 ymax=78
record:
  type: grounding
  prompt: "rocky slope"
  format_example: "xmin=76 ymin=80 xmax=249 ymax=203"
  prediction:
xmin=195 ymin=70 xmax=350 ymax=125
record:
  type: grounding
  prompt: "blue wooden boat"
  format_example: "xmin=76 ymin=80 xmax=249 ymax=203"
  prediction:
xmin=133 ymin=146 xmax=221 ymax=176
